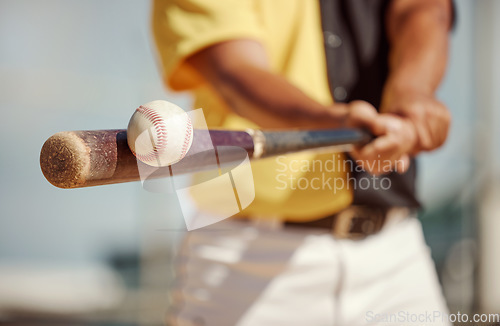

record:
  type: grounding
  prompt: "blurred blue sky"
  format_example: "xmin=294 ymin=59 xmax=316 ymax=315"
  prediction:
xmin=0 ymin=0 xmax=191 ymax=264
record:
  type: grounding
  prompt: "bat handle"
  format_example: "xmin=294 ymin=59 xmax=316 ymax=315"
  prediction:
xmin=255 ymin=128 xmax=374 ymax=158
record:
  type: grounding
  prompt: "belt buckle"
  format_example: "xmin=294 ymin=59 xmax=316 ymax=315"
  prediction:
xmin=332 ymin=206 xmax=385 ymax=240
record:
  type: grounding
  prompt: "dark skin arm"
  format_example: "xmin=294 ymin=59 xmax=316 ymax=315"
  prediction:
xmin=186 ymin=40 xmax=355 ymax=129
xmin=353 ymin=0 xmax=453 ymax=174
xmin=186 ymin=39 xmax=389 ymax=159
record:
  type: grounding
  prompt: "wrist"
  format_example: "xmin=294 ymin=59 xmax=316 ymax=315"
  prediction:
xmin=325 ymin=104 xmax=350 ymax=128
xmin=381 ymin=79 xmax=436 ymax=116
xmin=383 ymin=74 xmax=435 ymax=100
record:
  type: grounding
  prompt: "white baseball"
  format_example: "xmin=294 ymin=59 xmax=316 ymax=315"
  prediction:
xmin=127 ymin=100 xmax=193 ymax=167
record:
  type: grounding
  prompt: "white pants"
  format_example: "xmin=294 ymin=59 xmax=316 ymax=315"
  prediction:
xmin=167 ymin=215 xmax=450 ymax=326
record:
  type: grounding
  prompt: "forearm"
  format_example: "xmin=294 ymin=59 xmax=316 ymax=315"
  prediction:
xmin=216 ymin=65 xmax=346 ymax=128
xmin=381 ymin=0 xmax=453 ymax=153
xmin=188 ymin=40 xmax=347 ymax=129
xmin=384 ymin=0 xmax=453 ymax=97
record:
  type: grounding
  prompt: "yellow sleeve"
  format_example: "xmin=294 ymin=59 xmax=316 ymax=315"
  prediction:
xmin=152 ymin=0 xmax=265 ymax=91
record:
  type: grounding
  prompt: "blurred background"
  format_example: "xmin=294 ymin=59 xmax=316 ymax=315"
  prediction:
xmin=0 ymin=0 xmax=498 ymax=325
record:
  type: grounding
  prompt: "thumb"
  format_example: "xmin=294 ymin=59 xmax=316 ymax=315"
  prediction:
xmin=348 ymin=101 xmax=386 ymax=135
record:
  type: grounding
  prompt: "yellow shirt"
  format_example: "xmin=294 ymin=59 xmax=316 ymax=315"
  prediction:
xmin=152 ymin=0 xmax=352 ymax=220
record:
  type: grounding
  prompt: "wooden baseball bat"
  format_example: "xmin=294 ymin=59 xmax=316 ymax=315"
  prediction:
xmin=40 ymin=128 xmax=372 ymax=189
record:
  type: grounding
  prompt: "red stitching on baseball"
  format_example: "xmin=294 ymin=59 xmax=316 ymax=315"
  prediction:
xmin=180 ymin=118 xmax=193 ymax=159
xmin=133 ymin=105 xmax=168 ymax=163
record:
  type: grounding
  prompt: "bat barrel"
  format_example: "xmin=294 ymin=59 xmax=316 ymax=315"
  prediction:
xmin=40 ymin=130 xmax=141 ymax=189
xmin=39 ymin=129 xmax=255 ymax=189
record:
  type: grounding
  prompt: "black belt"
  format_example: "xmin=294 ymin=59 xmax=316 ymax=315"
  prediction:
xmin=284 ymin=206 xmax=409 ymax=240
